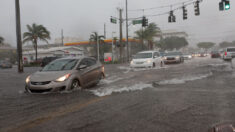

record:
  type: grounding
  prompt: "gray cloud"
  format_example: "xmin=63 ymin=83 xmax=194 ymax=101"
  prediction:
xmin=0 ymin=0 xmax=234 ymax=47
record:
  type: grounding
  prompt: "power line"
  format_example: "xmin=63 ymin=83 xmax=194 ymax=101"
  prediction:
xmin=129 ymin=0 xmax=195 ymax=12
xmin=128 ymin=0 xmax=199 ymax=20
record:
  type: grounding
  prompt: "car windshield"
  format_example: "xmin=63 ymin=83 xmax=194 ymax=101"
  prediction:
xmin=42 ymin=59 xmax=78 ymax=71
xmin=166 ymin=52 xmax=182 ymax=56
xmin=211 ymin=51 xmax=219 ymax=53
xmin=134 ymin=53 xmax=152 ymax=59
xmin=160 ymin=52 xmax=165 ymax=57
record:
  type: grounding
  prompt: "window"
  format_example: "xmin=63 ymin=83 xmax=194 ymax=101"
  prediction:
xmin=79 ymin=59 xmax=88 ymax=66
xmin=42 ymin=59 xmax=78 ymax=71
xmin=87 ymin=58 xmax=97 ymax=66
xmin=154 ymin=52 xmax=160 ymax=57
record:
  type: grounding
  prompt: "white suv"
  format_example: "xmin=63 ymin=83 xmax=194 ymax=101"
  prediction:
xmin=130 ymin=51 xmax=163 ymax=68
xmin=222 ymin=47 xmax=235 ymax=60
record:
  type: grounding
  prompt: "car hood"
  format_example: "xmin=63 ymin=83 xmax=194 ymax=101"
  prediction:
xmin=30 ymin=70 xmax=73 ymax=82
xmin=132 ymin=58 xmax=152 ymax=62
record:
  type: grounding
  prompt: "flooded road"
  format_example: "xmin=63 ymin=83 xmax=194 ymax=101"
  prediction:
xmin=1 ymin=57 xmax=235 ymax=132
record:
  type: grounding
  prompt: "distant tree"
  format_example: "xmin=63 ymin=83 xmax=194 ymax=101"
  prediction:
xmin=197 ymin=42 xmax=215 ymax=50
xmin=157 ymin=36 xmax=188 ymax=50
xmin=135 ymin=23 xmax=161 ymax=50
xmin=89 ymin=32 xmax=106 ymax=58
xmin=219 ymin=41 xmax=235 ymax=48
xmin=0 ymin=36 xmax=4 ymax=46
xmin=23 ymin=23 xmax=51 ymax=61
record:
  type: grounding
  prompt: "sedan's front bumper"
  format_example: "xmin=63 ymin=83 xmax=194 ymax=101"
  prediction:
xmin=25 ymin=80 xmax=69 ymax=93
xmin=164 ymin=59 xmax=181 ymax=64
xmin=130 ymin=63 xmax=153 ymax=68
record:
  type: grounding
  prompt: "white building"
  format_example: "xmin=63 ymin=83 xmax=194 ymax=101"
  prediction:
xmin=23 ymin=46 xmax=85 ymax=62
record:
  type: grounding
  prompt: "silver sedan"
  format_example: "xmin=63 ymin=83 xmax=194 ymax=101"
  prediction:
xmin=25 ymin=57 xmax=105 ymax=93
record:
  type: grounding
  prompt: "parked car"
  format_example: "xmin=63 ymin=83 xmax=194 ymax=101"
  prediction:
xmin=199 ymin=52 xmax=207 ymax=57
xmin=183 ymin=54 xmax=192 ymax=60
xmin=222 ymin=47 xmax=235 ymax=60
xmin=40 ymin=56 xmax=60 ymax=67
xmin=130 ymin=51 xmax=163 ymax=68
xmin=0 ymin=60 xmax=12 ymax=68
xmin=211 ymin=51 xmax=221 ymax=58
xmin=164 ymin=51 xmax=184 ymax=64
xmin=25 ymin=57 xmax=105 ymax=93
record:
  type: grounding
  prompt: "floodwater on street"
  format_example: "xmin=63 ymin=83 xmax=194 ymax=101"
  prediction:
xmin=1 ymin=57 xmax=235 ymax=132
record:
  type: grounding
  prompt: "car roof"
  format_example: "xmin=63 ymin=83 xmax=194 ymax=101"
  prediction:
xmin=56 ymin=56 xmax=94 ymax=61
xmin=138 ymin=51 xmax=159 ymax=53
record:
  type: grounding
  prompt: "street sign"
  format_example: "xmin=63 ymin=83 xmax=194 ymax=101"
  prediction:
xmin=110 ymin=18 xmax=117 ymax=24
xmin=132 ymin=20 xmax=142 ymax=25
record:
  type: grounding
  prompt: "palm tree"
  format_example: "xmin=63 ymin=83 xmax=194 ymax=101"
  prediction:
xmin=0 ymin=36 xmax=4 ymax=46
xmin=135 ymin=23 xmax=161 ymax=50
xmin=23 ymin=23 xmax=51 ymax=61
xmin=89 ymin=32 xmax=105 ymax=59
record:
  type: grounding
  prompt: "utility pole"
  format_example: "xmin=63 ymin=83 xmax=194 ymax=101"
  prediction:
xmin=104 ymin=23 xmax=106 ymax=39
xmin=61 ymin=29 xmax=64 ymax=46
xmin=97 ymin=35 xmax=100 ymax=61
xmin=15 ymin=0 xmax=23 ymax=73
xmin=125 ymin=0 xmax=129 ymax=62
xmin=118 ymin=8 xmax=123 ymax=63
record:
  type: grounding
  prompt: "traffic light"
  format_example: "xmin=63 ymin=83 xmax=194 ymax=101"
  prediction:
xmin=142 ymin=16 xmax=148 ymax=27
xmin=168 ymin=11 xmax=176 ymax=23
xmin=168 ymin=16 xmax=172 ymax=23
xmin=219 ymin=1 xmax=224 ymax=11
xmin=183 ymin=6 xmax=187 ymax=20
xmin=224 ymin=0 xmax=230 ymax=10
xmin=194 ymin=0 xmax=200 ymax=16
xmin=110 ymin=17 xmax=117 ymax=24
xmin=219 ymin=0 xmax=230 ymax=11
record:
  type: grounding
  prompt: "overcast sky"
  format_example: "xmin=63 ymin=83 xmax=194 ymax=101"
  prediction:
xmin=0 ymin=0 xmax=234 ymax=47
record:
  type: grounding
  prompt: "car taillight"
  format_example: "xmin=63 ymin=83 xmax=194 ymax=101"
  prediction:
xmin=225 ymin=52 xmax=227 ymax=56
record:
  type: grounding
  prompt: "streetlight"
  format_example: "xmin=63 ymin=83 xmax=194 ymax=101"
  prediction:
xmin=112 ymin=32 xmax=116 ymax=63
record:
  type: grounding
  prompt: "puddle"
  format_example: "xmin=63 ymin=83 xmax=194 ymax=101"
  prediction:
xmin=153 ymin=72 xmax=213 ymax=86
xmin=90 ymin=83 xmax=152 ymax=97
xmin=118 ymin=66 xmax=168 ymax=73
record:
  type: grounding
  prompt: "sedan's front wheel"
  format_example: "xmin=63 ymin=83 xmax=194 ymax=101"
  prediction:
xmin=70 ymin=79 xmax=80 ymax=90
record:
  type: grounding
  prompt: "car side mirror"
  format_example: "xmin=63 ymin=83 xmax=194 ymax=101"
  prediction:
xmin=78 ymin=65 xmax=87 ymax=70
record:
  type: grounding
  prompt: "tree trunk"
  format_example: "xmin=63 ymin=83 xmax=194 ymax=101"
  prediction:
xmin=34 ymin=40 xmax=38 ymax=61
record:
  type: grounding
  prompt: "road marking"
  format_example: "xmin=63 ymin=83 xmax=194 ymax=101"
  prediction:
xmin=2 ymin=96 xmax=107 ymax=132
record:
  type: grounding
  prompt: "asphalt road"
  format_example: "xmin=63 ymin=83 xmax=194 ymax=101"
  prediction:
xmin=0 ymin=57 xmax=235 ymax=132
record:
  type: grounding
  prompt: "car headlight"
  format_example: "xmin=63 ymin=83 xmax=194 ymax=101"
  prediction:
xmin=164 ymin=57 xmax=167 ymax=60
xmin=26 ymin=76 xmax=30 ymax=83
xmin=55 ymin=74 xmax=71 ymax=82
xmin=130 ymin=60 xmax=134 ymax=65
xmin=146 ymin=60 xmax=152 ymax=63
xmin=175 ymin=56 xmax=180 ymax=59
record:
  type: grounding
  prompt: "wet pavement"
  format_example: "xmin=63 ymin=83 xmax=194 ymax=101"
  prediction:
xmin=0 ymin=57 xmax=235 ymax=132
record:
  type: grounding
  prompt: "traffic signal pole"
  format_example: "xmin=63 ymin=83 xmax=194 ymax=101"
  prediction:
xmin=125 ymin=0 xmax=129 ymax=62
xmin=15 ymin=0 xmax=23 ymax=73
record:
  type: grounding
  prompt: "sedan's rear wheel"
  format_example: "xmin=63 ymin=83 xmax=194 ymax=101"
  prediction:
xmin=70 ymin=79 xmax=79 ymax=90
xmin=95 ymin=73 xmax=104 ymax=85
